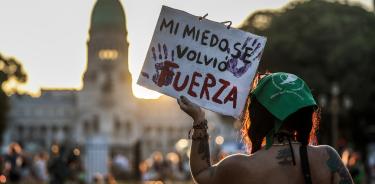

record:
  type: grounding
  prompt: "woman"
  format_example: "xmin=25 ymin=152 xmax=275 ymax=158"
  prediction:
xmin=177 ymin=72 xmax=353 ymax=184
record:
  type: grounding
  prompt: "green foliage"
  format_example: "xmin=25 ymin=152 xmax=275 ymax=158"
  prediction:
xmin=0 ymin=53 xmax=27 ymax=143
xmin=240 ymin=0 xmax=375 ymax=122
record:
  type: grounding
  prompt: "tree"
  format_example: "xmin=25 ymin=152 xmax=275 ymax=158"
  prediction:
xmin=240 ymin=0 xmax=375 ymax=146
xmin=0 ymin=53 xmax=27 ymax=143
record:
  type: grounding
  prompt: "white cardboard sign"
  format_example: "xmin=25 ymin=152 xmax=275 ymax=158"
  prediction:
xmin=137 ymin=6 xmax=267 ymax=118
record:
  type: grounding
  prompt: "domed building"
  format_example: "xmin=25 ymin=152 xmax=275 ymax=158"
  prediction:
xmin=4 ymin=0 xmax=228 ymax=181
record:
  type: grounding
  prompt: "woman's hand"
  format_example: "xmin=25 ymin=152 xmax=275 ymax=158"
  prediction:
xmin=177 ymin=96 xmax=205 ymax=123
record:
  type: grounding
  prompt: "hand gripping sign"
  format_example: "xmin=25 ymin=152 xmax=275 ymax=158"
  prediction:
xmin=138 ymin=6 xmax=267 ymax=118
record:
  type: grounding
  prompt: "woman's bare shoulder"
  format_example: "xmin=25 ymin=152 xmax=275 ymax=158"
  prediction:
xmin=213 ymin=153 xmax=253 ymax=173
xmin=308 ymin=145 xmax=338 ymax=156
xmin=215 ymin=153 xmax=251 ymax=166
xmin=211 ymin=153 xmax=254 ymax=183
xmin=308 ymin=145 xmax=353 ymax=183
xmin=307 ymin=144 xmax=343 ymax=169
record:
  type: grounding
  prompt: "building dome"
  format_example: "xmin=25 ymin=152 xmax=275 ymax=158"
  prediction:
xmin=90 ymin=0 xmax=126 ymax=33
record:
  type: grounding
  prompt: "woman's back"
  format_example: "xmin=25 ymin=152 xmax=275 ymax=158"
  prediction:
xmin=176 ymin=72 xmax=353 ymax=184
xmin=212 ymin=144 xmax=349 ymax=184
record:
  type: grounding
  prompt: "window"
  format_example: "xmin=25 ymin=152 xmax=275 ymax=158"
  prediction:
xmin=17 ymin=125 xmax=24 ymax=137
xmin=114 ymin=117 xmax=121 ymax=135
xmin=145 ymin=126 xmax=151 ymax=134
xmin=52 ymin=126 xmax=58 ymax=133
xmin=40 ymin=126 xmax=47 ymax=134
xmin=98 ymin=49 xmax=118 ymax=60
xmin=63 ymin=126 xmax=70 ymax=134
xmin=168 ymin=127 xmax=174 ymax=134
xmin=157 ymin=127 xmax=162 ymax=134
xmin=83 ymin=120 xmax=90 ymax=135
xmin=125 ymin=121 xmax=132 ymax=137
xmin=93 ymin=115 xmax=99 ymax=133
xmin=29 ymin=126 xmax=36 ymax=139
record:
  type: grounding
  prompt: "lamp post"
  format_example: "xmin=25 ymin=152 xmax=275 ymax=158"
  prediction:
xmin=319 ymin=83 xmax=352 ymax=148
xmin=330 ymin=83 xmax=340 ymax=148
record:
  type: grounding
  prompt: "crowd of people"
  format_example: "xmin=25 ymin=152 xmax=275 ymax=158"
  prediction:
xmin=0 ymin=141 xmax=369 ymax=183
xmin=0 ymin=142 xmax=197 ymax=184
xmin=0 ymin=142 xmax=84 ymax=184
xmin=139 ymin=151 xmax=190 ymax=182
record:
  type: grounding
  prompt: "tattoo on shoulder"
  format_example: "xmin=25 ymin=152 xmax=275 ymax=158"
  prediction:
xmin=325 ymin=148 xmax=353 ymax=184
xmin=276 ymin=148 xmax=293 ymax=166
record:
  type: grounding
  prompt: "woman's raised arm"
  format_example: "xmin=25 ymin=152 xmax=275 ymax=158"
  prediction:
xmin=177 ymin=96 xmax=215 ymax=183
xmin=177 ymin=96 xmax=246 ymax=183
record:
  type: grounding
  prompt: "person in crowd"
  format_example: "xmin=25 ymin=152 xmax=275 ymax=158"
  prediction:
xmin=47 ymin=144 xmax=68 ymax=184
xmin=347 ymin=151 xmax=366 ymax=184
xmin=111 ymin=153 xmax=131 ymax=180
xmin=177 ymin=72 xmax=354 ymax=184
xmin=4 ymin=142 xmax=23 ymax=183
xmin=33 ymin=152 xmax=49 ymax=182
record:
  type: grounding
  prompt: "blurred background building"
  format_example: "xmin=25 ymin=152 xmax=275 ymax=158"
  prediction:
xmin=2 ymin=0 xmax=230 ymax=182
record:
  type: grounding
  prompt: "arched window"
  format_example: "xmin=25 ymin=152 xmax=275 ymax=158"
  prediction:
xmin=114 ymin=117 xmax=121 ymax=135
xmin=145 ymin=126 xmax=151 ymax=134
xmin=63 ymin=125 xmax=70 ymax=135
xmin=98 ymin=49 xmax=119 ymax=61
xmin=40 ymin=125 xmax=47 ymax=134
xmin=157 ymin=126 xmax=163 ymax=135
xmin=52 ymin=125 xmax=58 ymax=134
xmin=168 ymin=126 xmax=174 ymax=135
xmin=17 ymin=125 xmax=24 ymax=139
xmin=93 ymin=115 xmax=99 ymax=134
xmin=83 ymin=120 xmax=90 ymax=135
xmin=29 ymin=126 xmax=36 ymax=140
xmin=125 ymin=121 xmax=132 ymax=137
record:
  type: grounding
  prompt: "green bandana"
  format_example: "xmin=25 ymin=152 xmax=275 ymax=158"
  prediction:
xmin=250 ymin=72 xmax=317 ymax=148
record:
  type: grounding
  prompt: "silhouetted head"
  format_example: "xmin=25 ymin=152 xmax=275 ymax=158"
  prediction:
xmin=241 ymin=72 xmax=320 ymax=153
xmin=8 ymin=142 xmax=22 ymax=155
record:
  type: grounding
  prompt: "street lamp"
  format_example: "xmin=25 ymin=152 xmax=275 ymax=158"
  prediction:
xmin=319 ymin=83 xmax=352 ymax=148
xmin=330 ymin=83 xmax=340 ymax=149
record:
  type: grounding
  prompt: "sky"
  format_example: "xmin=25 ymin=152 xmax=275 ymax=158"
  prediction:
xmin=0 ymin=0 xmax=373 ymax=99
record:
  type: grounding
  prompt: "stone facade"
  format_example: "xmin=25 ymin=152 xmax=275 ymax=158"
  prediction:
xmin=5 ymin=90 xmax=76 ymax=151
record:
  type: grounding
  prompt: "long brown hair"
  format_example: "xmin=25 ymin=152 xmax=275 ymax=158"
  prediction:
xmin=241 ymin=74 xmax=320 ymax=154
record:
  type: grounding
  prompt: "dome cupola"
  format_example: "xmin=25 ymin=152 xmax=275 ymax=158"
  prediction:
xmin=89 ymin=0 xmax=126 ymax=34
